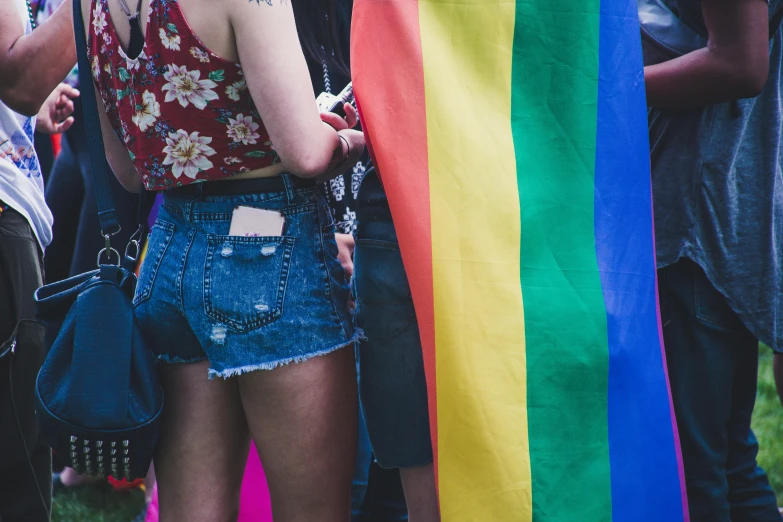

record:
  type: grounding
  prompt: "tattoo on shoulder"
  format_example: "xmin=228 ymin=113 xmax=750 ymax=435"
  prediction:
xmin=250 ymin=0 xmax=286 ymax=5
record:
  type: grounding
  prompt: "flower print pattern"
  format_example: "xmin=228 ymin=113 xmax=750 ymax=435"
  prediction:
xmin=92 ymin=4 xmax=107 ymax=35
xmin=162 ymin=65 xmax=219 ymax=109
xmin=159 ymin=28 xmax=181 ymax=51
xmin=226 ymin=114 xmax=260 ymax=145
xmin=92 ymin=56 xmax=101 ymax=80
xmin=132 ymin=91 xmax=161 ymax=132
xmin=88 ymin=0 xmax=276 ymax=190
xmin=162 ymin=130 xmax=216 ymax=179
xmin=190 ymin=47 xmax=210 ymax=63
xmin=225 ymin=79 xmax=247 ymax=102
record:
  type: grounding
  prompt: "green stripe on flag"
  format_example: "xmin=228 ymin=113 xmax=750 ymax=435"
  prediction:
xmin=510 ymin=2 xmax=613 ymax=520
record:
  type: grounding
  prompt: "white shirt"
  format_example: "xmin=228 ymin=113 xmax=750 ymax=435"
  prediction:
xmin=0 ymin=0 xmax=52 ymax=249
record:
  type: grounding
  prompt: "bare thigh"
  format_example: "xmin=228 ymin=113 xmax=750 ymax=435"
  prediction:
xmin=155 ymin=361 xmax=250 ymax=522
xmin=238 ymin=345 xmax=358 ymax=522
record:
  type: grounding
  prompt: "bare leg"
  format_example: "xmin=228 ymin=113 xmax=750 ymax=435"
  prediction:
xmin=401 ymin=464 xmax=440 ymax=522
xmin=155 ymin=361 xmax=250 ymax=522
xmin=238 ymin=346 xmax=358 ymax=522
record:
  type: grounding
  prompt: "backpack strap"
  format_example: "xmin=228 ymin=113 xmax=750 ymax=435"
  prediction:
xmin=771 ymin=5 xmax=783 ymax=35
xmin=73 ymin=0 xmax=120 ymax=237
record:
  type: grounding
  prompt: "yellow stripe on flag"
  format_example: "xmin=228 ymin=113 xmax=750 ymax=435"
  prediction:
xmin=418 ymin=1 xmax=532 ymax=519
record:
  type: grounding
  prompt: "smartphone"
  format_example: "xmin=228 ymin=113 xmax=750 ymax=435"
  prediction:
xmin=228 ymin=206 xmax=285 ymax=237
xmin=316 ymin=82 xmax=354 ymax=118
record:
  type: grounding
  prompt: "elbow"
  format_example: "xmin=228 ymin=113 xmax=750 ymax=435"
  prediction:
xmin=282 ymin=154 xmax=327 ymax=179
xmin=736 ymin=63 xmax=768 ymax=98
xmin=0 ymin=84 xmax=42 ymax=117
xmin=718 ymin=49 xmax=770 ymax=99
xmin=732 ymin=61 xmax=769 ymax=99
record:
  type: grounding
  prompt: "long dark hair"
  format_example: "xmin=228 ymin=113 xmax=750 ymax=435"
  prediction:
xmin=291 ymin=0 xmax=350 ymax=76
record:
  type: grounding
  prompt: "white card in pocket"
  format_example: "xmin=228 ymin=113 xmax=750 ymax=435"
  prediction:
xmin=229 ymin=206 xmax=285 ymax=237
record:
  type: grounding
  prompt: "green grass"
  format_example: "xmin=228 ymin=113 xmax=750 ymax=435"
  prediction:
xmin=51 ymin=482 xmax=145 ymax=522
xmin=754 ymin=344 xmax=783 ymax=497
xmin=50 ymin=347 xmax=783 ymax=520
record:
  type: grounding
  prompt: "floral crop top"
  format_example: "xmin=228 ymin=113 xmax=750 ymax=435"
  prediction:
xmin=88 ymin=0 xmax=277 ymax=190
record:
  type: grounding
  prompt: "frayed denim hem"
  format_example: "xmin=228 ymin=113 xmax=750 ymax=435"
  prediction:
xmin=207 ymin=328 xmax=364 ymax=380
xmin=157 ymin=353 xmax=208 ymax=364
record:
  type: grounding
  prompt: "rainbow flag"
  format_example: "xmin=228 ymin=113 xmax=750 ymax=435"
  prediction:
xmin=351 ymin=1 xmax=688 ymax=520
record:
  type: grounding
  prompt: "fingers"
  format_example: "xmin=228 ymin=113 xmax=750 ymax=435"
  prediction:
xmin=320 ymin=111 xmax=349 ymax=131
xmin=53 ymin=116 xmax=75 ymax=134
xmin=343 ymin=103 xmax=358 ymax=128
xmin=55 ymin=96 xmax=76 ymax=120
xmin=321 ymin=104 xmax=359 ymax=131
xmin=58 ymin=85 xmax=81 ymax=100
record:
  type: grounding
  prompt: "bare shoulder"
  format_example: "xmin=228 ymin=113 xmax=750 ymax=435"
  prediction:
xmin=228 ymin=0 xmax=296 ymax=41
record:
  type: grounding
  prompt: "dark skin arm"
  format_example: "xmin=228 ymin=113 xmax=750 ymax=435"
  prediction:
xmin=0 ymin=0 xmax=76 ymax=116
xmin=645 ymin=0 xmax=770 ymax=108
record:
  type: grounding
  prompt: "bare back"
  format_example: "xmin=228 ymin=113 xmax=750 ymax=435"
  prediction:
xmin=80 ymin=0 xmax=345 ymax=191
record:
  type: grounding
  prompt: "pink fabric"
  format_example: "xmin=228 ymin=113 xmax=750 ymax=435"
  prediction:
xmin=239 ymin=443 xmax=274 ymax=522
xmin=145 ymin=442 xmax=273 ymax=522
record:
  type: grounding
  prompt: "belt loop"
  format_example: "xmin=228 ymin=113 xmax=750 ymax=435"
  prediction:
xmin=282 ymin=173 xmax=295 ymax=204
xmin=186 ymin=199 xmax=195 ymax=222
xmin=197 ymin=182 xmax=204 ymax=201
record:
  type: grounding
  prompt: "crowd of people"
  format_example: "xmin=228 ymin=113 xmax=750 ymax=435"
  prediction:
xmin=1 ymin=0 xmax=783 ymax=521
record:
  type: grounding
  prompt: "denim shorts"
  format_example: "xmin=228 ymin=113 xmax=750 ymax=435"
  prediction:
xmin=133 ymin=175 xmax=356 ymax=379
xmin=354 ymin=170 xmax=433 ymax=469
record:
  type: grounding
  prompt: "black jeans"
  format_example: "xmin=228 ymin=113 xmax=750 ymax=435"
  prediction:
xmin=659 ymin=258 xmax=781 ymax=522
xmin=0 ymin=208 xmax=51 ymax=522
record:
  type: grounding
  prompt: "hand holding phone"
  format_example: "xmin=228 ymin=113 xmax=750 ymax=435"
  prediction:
xmin=316 ymin=82 xmax=354 ymax=117
xmin=320 ymin=103 xmax=359 ymax=132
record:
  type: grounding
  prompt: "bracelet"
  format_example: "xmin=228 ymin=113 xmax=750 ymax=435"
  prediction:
xmin=339 ymin=134 xmax=351 ymax=163
xmin=326 ymin=133 xmax=351 ymax=172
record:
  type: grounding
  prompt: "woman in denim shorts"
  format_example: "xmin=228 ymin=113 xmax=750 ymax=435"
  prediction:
xmin=80 ymin=0 xmax=365 ymax=520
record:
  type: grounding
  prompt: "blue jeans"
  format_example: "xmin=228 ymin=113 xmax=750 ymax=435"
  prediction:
xmin=353 ymin=170 xmax=433 ymax=469
xmin=659 ymin=258 xmax=781 ymax=522
xmin=135 ymin=179 xmax=356 ymax=378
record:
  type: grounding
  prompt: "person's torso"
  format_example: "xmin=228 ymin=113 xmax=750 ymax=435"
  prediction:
xmin=88 ymin=0 xmax=277 ymax=191
xmin=650 ymin=0 xmax=783 ymax=349
xmin=307 ymin=0 xmax=372 ymax=233
xmin=0 ymin=0 xmax=51 ymax=248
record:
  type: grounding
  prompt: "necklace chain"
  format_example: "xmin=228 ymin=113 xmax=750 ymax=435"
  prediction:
xmin=25 ymin=0 xmax=36 ymax=30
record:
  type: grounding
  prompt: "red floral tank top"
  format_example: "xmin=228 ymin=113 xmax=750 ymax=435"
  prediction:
xmin=88 ymin=0 xmax=277 ymax=190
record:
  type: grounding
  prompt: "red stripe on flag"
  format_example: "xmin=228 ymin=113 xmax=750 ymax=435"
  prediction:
xmin=351 ymin=0 xmax=439 ymax=479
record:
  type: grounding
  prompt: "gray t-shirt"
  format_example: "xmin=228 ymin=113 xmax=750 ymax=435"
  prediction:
xmin=0 ymin=0 xmax=51 ymax=249
xmin=651 ymin=0 xmax=783 ymax=350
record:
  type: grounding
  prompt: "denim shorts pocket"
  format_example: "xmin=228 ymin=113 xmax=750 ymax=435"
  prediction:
xmin=204 ymin=235 xmax=295 ymax=332
xmin=133 ymin=219 xmax=175 ymax=306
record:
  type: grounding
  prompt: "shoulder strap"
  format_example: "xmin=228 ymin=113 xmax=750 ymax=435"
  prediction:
xmin=772 ymin=6 xmax=783 ymax=35
xmin=72 ymin=0 xmax=121 ymax=236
